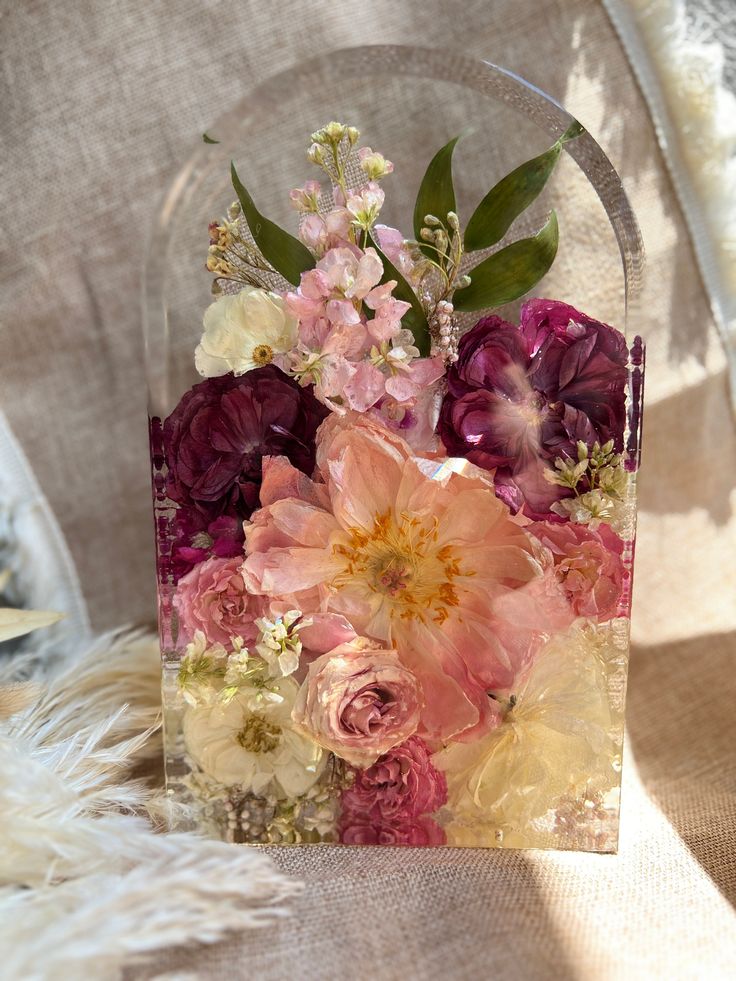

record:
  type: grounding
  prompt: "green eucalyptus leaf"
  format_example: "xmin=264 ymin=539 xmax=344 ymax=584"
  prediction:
xmin=202 ymin=133 xmax=220 ymax=144
xmin=413 ymin=135 xmax=460 ymax=257
xmin=453 ymin=211 xmax=559 ymax=312
xmin=369 ymin=234 xmax=431 ymax=357
xmin=463 ymin=121 xmax=583 ymax=252
xmin=230 ymin=162 xmax=315 ymax=286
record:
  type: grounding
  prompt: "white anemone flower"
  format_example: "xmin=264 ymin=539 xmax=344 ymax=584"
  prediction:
xmin=195 ymin=286 xmax=298 ymax=378
xmin=182 ymin=674 xmax=325 ymax=798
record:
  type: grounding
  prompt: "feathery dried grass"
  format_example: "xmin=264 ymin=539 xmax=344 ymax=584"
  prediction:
xmin=0 ymin=629 xmax=300 ymax=981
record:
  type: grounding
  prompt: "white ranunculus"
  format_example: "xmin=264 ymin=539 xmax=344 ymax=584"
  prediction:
xmin=194 ymin=286 xmax=298 ymax=378
xmin=182 ymin=675 xmax=325 ymax=798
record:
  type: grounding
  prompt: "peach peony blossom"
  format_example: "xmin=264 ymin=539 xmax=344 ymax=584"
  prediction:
xmin=242 ymin=423 xmax=561 ymax=741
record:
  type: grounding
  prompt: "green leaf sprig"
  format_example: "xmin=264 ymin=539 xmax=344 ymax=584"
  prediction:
xmin=230 ymin=162 xmax=315 ymax=286
xmin=411 ymin=120 xmax=584 ymax=325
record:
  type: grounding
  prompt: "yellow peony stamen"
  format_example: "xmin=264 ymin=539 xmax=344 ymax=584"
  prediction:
xmin=332 ymin=510 xmax=463 ymax=626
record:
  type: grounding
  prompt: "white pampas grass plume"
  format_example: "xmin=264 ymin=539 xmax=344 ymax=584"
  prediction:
xmin=0 ymin=628 xmax=300 ymax=980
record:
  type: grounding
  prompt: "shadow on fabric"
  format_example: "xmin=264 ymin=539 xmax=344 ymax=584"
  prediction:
xmin=627 ymin=634 xmax=736 ymax=908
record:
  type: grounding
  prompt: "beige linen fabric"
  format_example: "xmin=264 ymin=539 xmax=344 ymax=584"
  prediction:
xmin=2 ymin=1 xmax=735 ymax=978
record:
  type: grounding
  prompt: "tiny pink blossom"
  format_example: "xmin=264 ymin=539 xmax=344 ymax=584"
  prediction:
xmin=325 ymin=298 xmax=362 ymax=327
xmin=343 ymin=361 xmax=387 ymax=412
xmin=299 ymin=213 xmax=328 ymax=253
xmin=384 ymin=355 xmax=445 ymax=403
xmin=318 ymin=246 xmax=383 ymax=299
xmin=298 ymin=208 xmax=352 ymax=255
xmin=346 ymin=182 xmax=385 ymax=226
xmin=374 ymin=224 xmax=419 ymax=282
xmin=289 ymin=180 xmax=322 ymax=212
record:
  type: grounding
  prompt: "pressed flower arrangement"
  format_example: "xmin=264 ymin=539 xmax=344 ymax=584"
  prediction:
xmin=148 ymin=56 xmax=644 ymax=851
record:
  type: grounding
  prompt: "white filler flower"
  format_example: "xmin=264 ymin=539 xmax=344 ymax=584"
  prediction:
xmin=182 ymin=674 xmax=325 ymax=798
xmin=195 ymin=286 xmax=298 ymax=377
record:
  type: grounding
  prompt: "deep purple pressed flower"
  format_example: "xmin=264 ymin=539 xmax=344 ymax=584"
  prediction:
xmin=438 ymin=299 xmax=628 ymax=518
xmin=170 ymin=512 xmax=244 ymax=582
xmin=163 ymin=365 xmax=328 ymax=522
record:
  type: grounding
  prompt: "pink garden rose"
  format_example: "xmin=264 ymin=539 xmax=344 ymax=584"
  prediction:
xmin=341 ymin=736 xmax=447 ymax=821
xmin=174 ymin=555 xmax=263 ymax=648
xmin=529 ymin=521 xmax=625 ymax=621
xmin=339 ymin=814 xmax=446 ymax=846
xmin=291 ymin=639 xmax=422 ymax=767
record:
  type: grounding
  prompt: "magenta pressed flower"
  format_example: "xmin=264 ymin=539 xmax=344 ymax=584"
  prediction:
xmin=438 ymin=299 xmax=628 ymax=518
xmin=163 ymin=365 xmax=328 ymax=521
xmin=169 ymin=512 xmax=244 ymax=582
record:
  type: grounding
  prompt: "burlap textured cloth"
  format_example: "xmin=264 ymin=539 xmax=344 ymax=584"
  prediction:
xmin=1 ymin=1 xmax=734 ymax=978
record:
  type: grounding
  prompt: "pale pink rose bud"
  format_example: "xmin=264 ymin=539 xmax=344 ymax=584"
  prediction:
xmin=291 ymin=640 xmax=422 ymax=767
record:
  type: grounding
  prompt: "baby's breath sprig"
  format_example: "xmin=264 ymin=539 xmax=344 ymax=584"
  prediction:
xmin=206 ymin=200 xmax=275 ymax=292
xmin=255 ymin=610 xmax=310 ymax=679
xmin=544 ymin=440 xmax=622 ymax=493
xmin=177 ymin=631 xmax=228 ymax=706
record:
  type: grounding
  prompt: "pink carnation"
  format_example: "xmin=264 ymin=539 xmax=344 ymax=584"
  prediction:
xmin=174 ymin=555 xmax=264 ymax=647
xmin=529 ymin=521 xmax=625 ymax=621
xmin=341 ymin=737 xmax=447 ymax=820
xmin=339 ymin=814 xmax=446 ymax=846
xmin=291 ymin=640 xmax=422 ymax=767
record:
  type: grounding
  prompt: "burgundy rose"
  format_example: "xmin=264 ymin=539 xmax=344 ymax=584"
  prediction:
xmin=341 ymin=737 xmax=447 ymax=821
xmin=339 ymin=813 xmax=446 ymax=846
xmin=163 ymin=366 xmax=328 ymax=521
xmin=438 ymin=300 xmax=628 ymax=519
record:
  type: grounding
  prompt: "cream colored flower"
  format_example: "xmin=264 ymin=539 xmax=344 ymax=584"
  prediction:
xmin=195 ymin=286 xmax=298 ymax=378
xmin=436 ymin=625 xmax=618 ymax=842
xmin=182 ymin=674 xmax=325 ymax=798
xmin=177 ymin=630 xmax=228 ymax=707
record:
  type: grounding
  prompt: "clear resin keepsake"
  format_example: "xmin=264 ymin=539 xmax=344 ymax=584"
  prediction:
xmin=145 ymin=46 xmax=644 ymax=851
